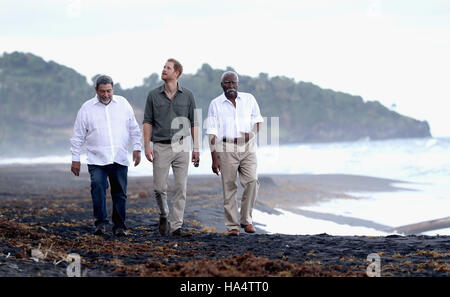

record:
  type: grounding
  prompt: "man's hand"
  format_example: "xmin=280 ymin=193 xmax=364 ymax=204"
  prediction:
xmin=244 ymin=133 xmax=250 ymax=143
xmin=145 ymin=146 xmax=154 ymax=162
xmin=71 ymin=161 xmax=81 ymax=176
xmin=244 ymin=132 xmax=256 ymax=143
xmin=133 ymin=150 xmax=141 ymax=167
xmin=211 ymin=153 xmax=220 ymax=175
xmin=192 ymin=150 xmax=200 ymax=167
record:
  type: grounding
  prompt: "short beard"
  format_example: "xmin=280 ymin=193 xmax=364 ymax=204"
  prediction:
xmin=100 ymin=97 xmax=112 ymax=105
xmin=225 ymin=89 xmax=237 ymax=99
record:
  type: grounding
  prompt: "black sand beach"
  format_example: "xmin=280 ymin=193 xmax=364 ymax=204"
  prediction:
xmin=0 ymin=164 xmax=449 ymax=277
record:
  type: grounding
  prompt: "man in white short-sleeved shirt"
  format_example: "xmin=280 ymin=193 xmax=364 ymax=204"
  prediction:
xmin=206 ymin=71 xmax=263 ymax=236
xmin=70 ymin=75 xmax=142 ymax=237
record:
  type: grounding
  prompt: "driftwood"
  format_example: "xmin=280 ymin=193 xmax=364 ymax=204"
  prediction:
xmin=387 ymin=216 xmax=450 ymax=235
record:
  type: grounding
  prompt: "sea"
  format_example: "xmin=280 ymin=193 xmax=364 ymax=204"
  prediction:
xmin=1 ymin=137 xmax=449 ymax=236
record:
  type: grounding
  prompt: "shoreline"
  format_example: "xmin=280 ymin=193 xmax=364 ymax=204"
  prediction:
xmin=0 ymin=164 xmax=449 ymax=277
xmin=0 ymin=163 xmax=444 ymax=234
xmin=0 ymin=163 xmax=412 ymax=231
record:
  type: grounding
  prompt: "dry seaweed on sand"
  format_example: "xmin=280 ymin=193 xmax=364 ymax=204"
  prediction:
xmin=0 ymin=165 xmax=449 ymax=277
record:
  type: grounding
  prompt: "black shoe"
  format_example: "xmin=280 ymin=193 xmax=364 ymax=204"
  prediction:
xmin=159 ymin=217 xmax=169 ymax=235
xmin=94 ymin=224 xmax=106 ymax=236
xmin=114 ymin=227 xmax=126 ymax=237
xmin=171 ymin=228 xmax=192 ymax=237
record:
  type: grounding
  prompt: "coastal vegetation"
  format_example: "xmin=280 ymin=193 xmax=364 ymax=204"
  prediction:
xmin=0 ymin=52 xmax=430 ymax=156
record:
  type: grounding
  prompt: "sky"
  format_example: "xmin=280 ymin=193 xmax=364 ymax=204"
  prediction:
xmin=1 ymin=0 xmax=450 ymax=136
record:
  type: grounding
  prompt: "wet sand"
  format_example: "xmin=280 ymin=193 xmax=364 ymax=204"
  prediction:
xmin=0 ymin=164 xmax=449 ymax=277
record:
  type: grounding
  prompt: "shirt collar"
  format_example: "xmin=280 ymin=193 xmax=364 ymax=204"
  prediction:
xmin=158 ymin=83 xmax=183 ymax=94
xmin=94 ymin=95 xmax=117 ymax=105
xmin=221 ymin=92 xmax=241 ymax=103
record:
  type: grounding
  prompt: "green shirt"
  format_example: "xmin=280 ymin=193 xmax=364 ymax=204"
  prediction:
xmin=143 ymin=84 xmax=197 ymax=142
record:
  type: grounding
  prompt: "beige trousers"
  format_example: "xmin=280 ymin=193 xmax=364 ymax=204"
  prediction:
xmin=217 ymin=140 xmax=259 ymax=231
xmin=152 ymin=141 xmax=190 ymax=231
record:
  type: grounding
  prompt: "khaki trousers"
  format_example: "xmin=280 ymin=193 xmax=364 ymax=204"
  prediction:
xmin=217 ymin=140 xmax=259 ymax=231
xmin=152 ymin=141 xmax=190 ymax=231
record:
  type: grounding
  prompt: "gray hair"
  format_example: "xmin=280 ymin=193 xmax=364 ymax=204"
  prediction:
xmin=221 ymin=71 xmax=239 ymax=83
xmin=95 ymin=75 xmax=114 ymax=89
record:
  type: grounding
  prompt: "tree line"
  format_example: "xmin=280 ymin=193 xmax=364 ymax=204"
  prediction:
xmin=0 ymin=52 xmax=430 ymax=156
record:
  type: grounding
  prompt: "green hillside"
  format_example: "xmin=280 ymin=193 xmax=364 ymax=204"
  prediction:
xmin=0 ymin=52 xmax=431 ymax=156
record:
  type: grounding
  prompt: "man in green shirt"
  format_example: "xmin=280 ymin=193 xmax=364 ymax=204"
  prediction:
xmin=143 ymin=58 xmax=199 ymax=237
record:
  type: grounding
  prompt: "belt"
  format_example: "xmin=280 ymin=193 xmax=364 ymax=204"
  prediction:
xmin=222 ymin=137 xmax=245 ymax=144
xmin=155 ymin=136 xmax=184 ymax=144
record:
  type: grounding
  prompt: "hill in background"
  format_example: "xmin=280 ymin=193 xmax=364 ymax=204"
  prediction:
xmin=0 ymin=52 xmax=430 ymax=156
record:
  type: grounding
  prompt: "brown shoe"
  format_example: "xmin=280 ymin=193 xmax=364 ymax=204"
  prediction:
xmin=228 ymin=229 xmax=239 ymax=236
xmin=241 ymin=224 xmax=255 ymax=233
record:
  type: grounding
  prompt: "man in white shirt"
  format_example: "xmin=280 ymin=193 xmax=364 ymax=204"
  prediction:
xmin=70 ymin=75 xmax=142 ymax=237
xmin=206 ymin=71 xmax=264 ymax=236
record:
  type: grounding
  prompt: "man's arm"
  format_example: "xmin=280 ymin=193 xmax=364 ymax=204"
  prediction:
xmin=245 ymin=122 xmax=261 ymax=142
xmin=70 ymin=109 xmax=86 ymax=176
xmin=143 ymin=93 xmax=154 ymax=163
xmin=209 ymin=134 xmax=220 ymax=175
xmin=143 ymin=123 xmax=154 ymax=162
xmin=127 ymin=102 xmax=142 ymax=167
xmin=188 ymin=93 xmax=200 ymax=167
xmin=205 ymin=101 xmax=221 ymax=175
xmin=255 ymin=122 xmax=261 ymax=133
xmin=245 ymin=94 xmax=263 ymax=142
xmin=191 ymin=125 xmax=200 ymax=167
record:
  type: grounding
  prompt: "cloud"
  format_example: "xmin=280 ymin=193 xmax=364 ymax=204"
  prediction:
xmin=1 ymin=0 xmax=450 ymax=135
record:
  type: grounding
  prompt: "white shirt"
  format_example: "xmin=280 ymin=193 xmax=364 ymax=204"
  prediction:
xmin=70 ymin=95 xmax=142 ymax=166
xmin=206 ymin=92 xmax=264 ymax=139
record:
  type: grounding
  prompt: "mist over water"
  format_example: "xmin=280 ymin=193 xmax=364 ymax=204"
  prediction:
xmin=3 ymin=137 xmax=449 ymax=182
xmin=1 ymin=137 xmax=449 ymax=235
